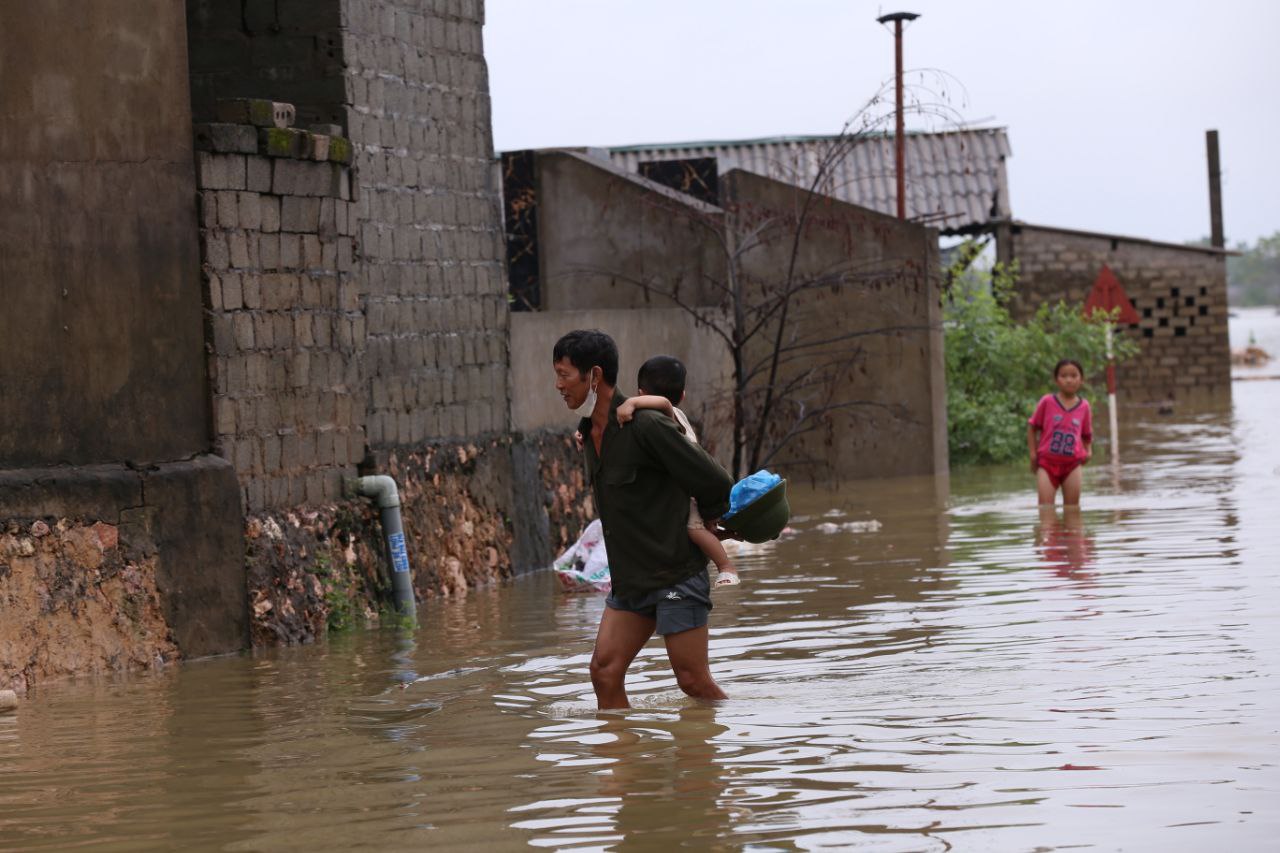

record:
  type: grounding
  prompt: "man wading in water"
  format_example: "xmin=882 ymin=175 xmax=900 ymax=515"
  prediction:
xmin=553 ymin=330 xmax=735 ymax=709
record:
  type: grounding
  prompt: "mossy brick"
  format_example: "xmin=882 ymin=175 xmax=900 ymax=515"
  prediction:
xmin=259 ymin=127 xmax=307 ymax=158
xmin=194 ymin=122 xmax=259 ymax=154
xmin=327 ymin=135 xmax=353 ymax=164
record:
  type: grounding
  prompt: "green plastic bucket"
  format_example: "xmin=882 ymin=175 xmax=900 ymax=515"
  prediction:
xmin=721 ymin=479 xmax=790 ymax=544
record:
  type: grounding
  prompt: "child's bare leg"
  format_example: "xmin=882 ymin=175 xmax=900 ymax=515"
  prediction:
xmin=688 ymin=528 xmax=739 ymax=587
xmin=1061 ymin=466 xmax=1084 ymax=506
xmin=1036 ymin=468 xmax=1058 ymax=506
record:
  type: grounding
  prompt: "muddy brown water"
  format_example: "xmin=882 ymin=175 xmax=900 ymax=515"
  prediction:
xmin=3 ymin=368 xmax=1278 ymax=849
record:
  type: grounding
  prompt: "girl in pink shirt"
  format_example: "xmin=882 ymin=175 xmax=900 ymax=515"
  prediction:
xmin=1027 ymin=359 xmax=1093 ymax=506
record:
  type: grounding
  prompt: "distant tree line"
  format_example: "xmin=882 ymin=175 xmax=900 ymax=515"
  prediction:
xmin=1188 ymin=231 xmax=1280 ymax=307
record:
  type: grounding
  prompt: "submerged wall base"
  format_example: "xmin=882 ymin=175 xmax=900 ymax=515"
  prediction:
xmin=0 ymin=456 xmax=245 ymax=693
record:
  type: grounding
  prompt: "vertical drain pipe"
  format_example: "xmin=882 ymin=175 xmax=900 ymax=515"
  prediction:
xmin=350 ymin=475 xmax=417 ymax=624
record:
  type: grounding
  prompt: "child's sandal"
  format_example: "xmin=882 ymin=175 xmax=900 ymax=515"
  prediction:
xmin=714 ymin=572 xmax=741 ymax=588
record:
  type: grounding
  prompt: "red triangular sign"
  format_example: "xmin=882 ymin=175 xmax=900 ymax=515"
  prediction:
xmin=1083 ymin=265 xmax=1140 ymax=324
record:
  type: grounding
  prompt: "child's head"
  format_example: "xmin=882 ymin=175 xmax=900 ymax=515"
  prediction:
xmin=636 ymin=355 xmax=687 ymax=405
xmin=1053 ymin=359 xmax=1084 ymax=393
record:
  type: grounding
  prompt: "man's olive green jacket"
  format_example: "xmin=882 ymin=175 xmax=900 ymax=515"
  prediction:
xmin=579 ymin=391 xmax=734 ymax=599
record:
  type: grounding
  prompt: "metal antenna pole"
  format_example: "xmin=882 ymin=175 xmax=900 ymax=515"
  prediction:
xmin=877 ymin=12 xmax=919 ymax=220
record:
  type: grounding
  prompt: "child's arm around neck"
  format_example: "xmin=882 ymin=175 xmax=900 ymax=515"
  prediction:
xmin=617 ymin=394 xmax=680 ymax=431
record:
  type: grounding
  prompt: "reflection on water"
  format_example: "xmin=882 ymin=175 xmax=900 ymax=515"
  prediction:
xmin=2 ymin=382 xmax=1278 ymax=850
xmin=1036 ymin=506 xmax=1095 ymax=580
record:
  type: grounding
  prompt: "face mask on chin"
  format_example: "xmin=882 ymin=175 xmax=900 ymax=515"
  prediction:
xmin=573 ymin=379 xmax=598 ymax=417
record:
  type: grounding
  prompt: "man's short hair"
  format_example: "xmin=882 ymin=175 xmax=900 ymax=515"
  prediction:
xmin=637 ymin=355 xmax=686 ymax=405
xmin=553 ymin=329 xmax=619 ymax=386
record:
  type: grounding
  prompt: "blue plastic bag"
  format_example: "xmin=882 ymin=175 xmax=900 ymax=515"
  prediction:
xmin=723 ymin=470 xmax=782 ymax=520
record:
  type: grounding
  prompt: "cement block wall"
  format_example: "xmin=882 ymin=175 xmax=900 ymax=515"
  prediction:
xmin=184 ymin=1 xmax=550 ymax=637
xmin=343 ymin=0 xmax=510 ymax=447
xmin=1005 ymin=225 xmax=1231 ymax=401
xmin=722 ymin=170 xmax=947 ymax=481
xmin=195 ymin=123 xmax=366 ymax=511
xmin=186 ymin=0 xmax=511 ymax=451
xmin=506 ymin=152 xmax=948 ymax=482
xmin=532 ymin=151 xmax=728 ymax=312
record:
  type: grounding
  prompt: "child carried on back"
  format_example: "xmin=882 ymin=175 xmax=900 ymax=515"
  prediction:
xmin=617 ymin=356 xmax=741 ymax=589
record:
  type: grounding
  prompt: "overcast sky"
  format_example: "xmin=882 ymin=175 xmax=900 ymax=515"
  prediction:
xmin=485 ymin=0 xmax=1277 ymax=246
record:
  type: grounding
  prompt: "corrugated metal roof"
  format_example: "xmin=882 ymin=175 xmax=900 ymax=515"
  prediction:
xmin=606 ymin=128 xmax=1011 ymax=232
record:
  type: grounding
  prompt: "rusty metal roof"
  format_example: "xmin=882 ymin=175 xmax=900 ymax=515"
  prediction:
xmin=606 ymin=128 xmax=1011 ymax=232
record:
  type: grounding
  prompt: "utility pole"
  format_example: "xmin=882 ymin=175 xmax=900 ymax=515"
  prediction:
xmin=1205 ymin=130 xmax=1224 ymax=249
xmin=876 ymin=11 xmax=919 ymax=220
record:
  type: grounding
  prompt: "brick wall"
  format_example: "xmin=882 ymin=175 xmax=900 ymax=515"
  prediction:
xmin=196 ymin=109 xmax=366 ymax=510
xmin=343 ymin=0 xmax=510 ymax=447
xmin=187 ymin=0 xmax=511 ymax=453
xmin=1006 ymin=224 xmax=1231 ymax=402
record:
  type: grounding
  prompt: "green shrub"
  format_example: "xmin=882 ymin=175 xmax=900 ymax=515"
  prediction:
xmin=944 ymin=253 xmax=1137 ymax=466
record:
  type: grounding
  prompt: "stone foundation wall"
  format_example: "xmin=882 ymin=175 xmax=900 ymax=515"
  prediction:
xmin=0 ymin=458 xmax=245 ymax=694
xmin=245 ymin=435 xmax=587 ymax=646
xmin=0 ymin=520 xmax=177 ymax=695
xmin=1006 ymin=224 xmax=1232 ymax=401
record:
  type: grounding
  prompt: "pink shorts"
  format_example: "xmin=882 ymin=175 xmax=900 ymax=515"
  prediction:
xmin=1038 ymin=455 xmax=1081 ymax=488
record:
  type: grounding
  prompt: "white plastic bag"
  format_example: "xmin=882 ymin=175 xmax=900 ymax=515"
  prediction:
xmin=552 ymin=519 xmax=611 ymax=593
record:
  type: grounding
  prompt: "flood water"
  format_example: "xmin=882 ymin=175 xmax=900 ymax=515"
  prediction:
xmin=4 ymin=330 xmax=1278 ymax=850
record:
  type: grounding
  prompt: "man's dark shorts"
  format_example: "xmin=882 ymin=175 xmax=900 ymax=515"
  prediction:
xmin=605 ymin=570 xmax=712 ymax=635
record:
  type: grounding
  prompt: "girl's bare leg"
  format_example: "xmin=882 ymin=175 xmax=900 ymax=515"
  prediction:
xmin=1036 ymin=468 xmax=1058 ymax=506
xmin=1061 ymin=465 xmax=1084 ymax=506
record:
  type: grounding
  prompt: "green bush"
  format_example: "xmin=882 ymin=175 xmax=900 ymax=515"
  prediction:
xmin=944 ymin=255 xmax=1137 ymax=466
